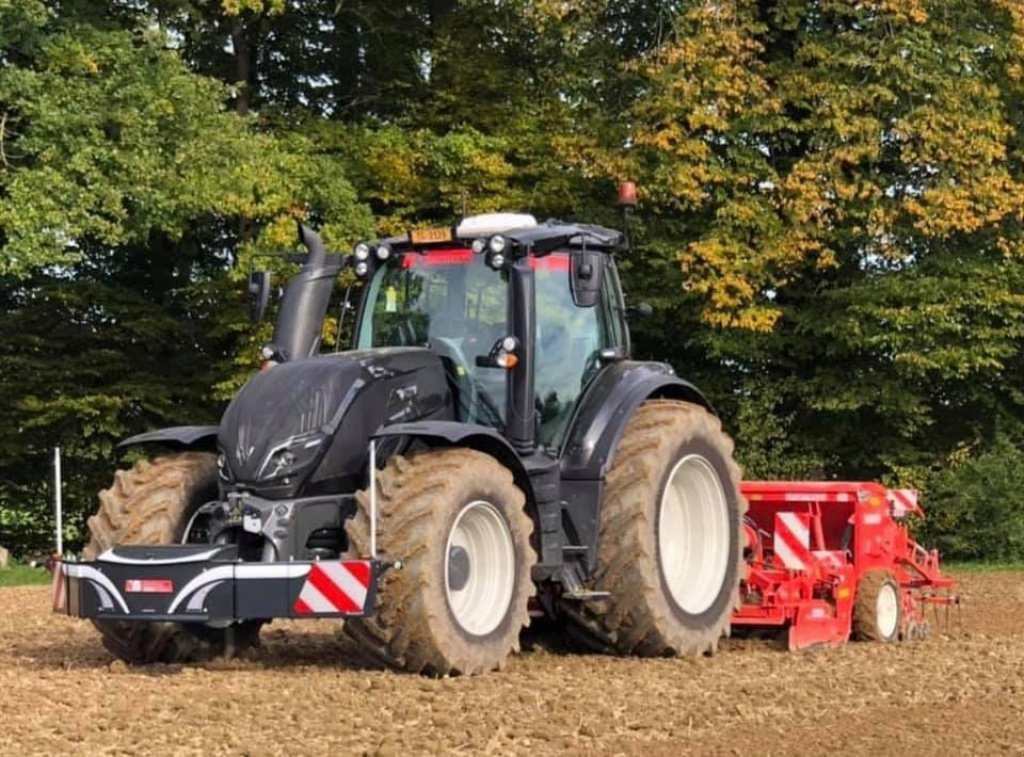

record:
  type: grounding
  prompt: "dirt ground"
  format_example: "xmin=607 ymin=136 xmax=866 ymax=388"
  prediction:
xmin=1 ymin=571 xmax=1021 ymax=756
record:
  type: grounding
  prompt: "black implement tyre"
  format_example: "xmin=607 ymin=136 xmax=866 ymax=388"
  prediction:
xmin=84 ymin=452 xmax=263 ymax=664
xmin=564 ymin=400 xmax=745 ymax=656
xmin=344 ymin=448 xmax=535 ymax=675
xmin=852 ymin=569 xmax=901 ymax=643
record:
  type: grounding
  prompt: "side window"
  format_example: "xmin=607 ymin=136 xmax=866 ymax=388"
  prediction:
xmin=602 ymin=260 xmax=628 ymax=353
xmin=534 ymin=254 xmax=611 ymax=449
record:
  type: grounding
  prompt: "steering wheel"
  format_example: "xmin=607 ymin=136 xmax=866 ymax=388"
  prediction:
xmin=431 ymin=336 xmax=478 ymax=422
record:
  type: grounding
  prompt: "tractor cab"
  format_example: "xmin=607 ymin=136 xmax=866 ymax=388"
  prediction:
xmin=346 ymin=214 xmax=631 ymax=453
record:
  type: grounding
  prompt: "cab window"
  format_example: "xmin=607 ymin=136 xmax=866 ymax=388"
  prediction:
xmin=533 ymin=253 xmax=610 ymax=449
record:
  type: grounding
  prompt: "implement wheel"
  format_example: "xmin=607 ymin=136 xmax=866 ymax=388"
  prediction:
xmin=852 ymin=569 xmax=901 ymax=643
xmin=84 ymin=453 xmax=263 ymax=664
xmin=564 ymin=400 xmax=745 ymax=656
xmin=344 ymin=448 xmax=535 ymax=675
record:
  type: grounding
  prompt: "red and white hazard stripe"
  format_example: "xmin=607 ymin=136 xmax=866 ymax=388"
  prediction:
xmin=294 ymin=560 xmax=371 ymax=615
xmin=889 ymin=488 xmax=919 ymax=518
xmin=774 ymin=512 xmax=813 ymax=572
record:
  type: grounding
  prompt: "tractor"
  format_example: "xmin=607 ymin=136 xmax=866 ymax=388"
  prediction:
xmin=58 ymin=206 xmax=746 ymax=675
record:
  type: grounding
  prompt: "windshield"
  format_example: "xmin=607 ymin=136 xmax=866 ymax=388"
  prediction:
xmin=356 ymin=249 xmax=509 ymax=427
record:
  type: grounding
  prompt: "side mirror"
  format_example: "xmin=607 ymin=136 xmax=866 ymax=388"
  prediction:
xmin=626 ymin=302 xmax=653 ymax=319
xmin=248 ymin=271 xmax=271 ymax=323
xmin=570 ymin=249 xmax=605 ymax=308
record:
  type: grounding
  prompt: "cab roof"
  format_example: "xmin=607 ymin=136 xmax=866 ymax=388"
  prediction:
xmin=381 ymin=217 xmax=624 ymax=255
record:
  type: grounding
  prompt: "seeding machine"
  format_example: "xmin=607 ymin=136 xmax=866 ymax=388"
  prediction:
xmin=734 ymin=481 xmax=956 ymax=650
xmin=49 ymin=195 xmax=956 ymax=674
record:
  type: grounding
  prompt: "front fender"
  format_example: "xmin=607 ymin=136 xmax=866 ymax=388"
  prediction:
xmin=117 ymin=425 xmax=220 ymax=451
xmin=372 ymin=421 xmax=532 ymax=502
xmin=560 ymin=361 xmax=712 ymax=480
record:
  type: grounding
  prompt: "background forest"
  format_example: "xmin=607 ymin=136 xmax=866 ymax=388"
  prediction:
xmin=3 ymin=0 xmax=1024 ymax=561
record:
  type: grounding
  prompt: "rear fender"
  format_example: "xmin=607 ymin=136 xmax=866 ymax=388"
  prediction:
xmin=560 ymin=361 xmax=713 ymax=480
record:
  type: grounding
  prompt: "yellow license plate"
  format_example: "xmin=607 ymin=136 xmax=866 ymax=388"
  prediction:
xmin=409 ymin=227 xmax=453 ymax=245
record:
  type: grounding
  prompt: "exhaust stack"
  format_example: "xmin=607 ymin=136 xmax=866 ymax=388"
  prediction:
xmin=270 ymin=224 xmax=340 ymax=360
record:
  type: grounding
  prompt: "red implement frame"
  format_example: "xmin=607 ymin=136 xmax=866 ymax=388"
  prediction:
xmin=733 ymin=481 xmax=956 ymax=650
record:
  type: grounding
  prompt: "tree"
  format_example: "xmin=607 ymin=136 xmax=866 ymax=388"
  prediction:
xmin=597 ymin=0 xmax=1024 ymax=481
xmin=0 ymin=1 xmax=371 ymax=554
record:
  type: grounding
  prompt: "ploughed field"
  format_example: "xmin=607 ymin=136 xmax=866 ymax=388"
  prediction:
xmin=1 ymin=571 xmax=1021 ymax=755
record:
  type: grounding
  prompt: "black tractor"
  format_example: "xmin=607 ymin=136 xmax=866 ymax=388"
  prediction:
xmin=61 ymin=208 xmax=745 ymax=675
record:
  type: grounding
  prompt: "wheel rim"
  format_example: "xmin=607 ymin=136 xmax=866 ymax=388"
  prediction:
xmin=445 ymin=500 xmax=516 ymax=636
xmin=658 ymin=454 xmax=731 ymax=615
xmin=876 ymin=582 xmax=899 ymax=639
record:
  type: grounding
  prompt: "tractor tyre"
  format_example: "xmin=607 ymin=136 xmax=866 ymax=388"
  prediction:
xmin=84 ymin=452 xmax=263 ymax=664
xmin=852 ymin=569 xmax=901 ymax=643
xmin=344 ymin=448 xmax=535 ymax=675
xmin=563 ymin=399 xmax=745 ymax=657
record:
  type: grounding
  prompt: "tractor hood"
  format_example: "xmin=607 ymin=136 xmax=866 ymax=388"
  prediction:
xmin=218 ymin=347 xmax=453 ymax=497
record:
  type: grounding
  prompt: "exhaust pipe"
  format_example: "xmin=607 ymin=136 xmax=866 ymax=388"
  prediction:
xmin=270 ymin=223 xmax=341 ymax=360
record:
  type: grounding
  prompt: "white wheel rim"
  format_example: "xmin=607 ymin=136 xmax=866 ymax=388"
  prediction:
xmin=876 ymin=582 xmax=899 ymax=639
xmin=444 ymin=500 xmax=516 ymax=636
xmin=658 ymin=454 xmax=731 ymax=615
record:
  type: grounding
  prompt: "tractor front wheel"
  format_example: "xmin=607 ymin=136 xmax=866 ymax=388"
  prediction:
xmin=344 ymin=448 xmax=535 ymax=675
xmin=84 ymin=452 xmax=263 ymax=664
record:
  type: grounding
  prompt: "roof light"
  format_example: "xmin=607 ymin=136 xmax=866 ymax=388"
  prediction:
xmin=488 ymin=235 xmax=507 ymax=254
xmin=354 ymin=261 xmax=369 ymax=277
xmin=375 ymin=244 xmax=392 ymax=261
xmin=455 ymin=213 xmax=538 ymax=237
xmin=354 ymin=243 xmax=371 ymax=261
xmin=471 ymin=238 xmax=487 ymax=254
xmin=488 ymin=252 xmax=506 ymax=270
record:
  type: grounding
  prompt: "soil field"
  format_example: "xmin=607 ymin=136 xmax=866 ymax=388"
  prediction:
xmin=1 ymin=571 xmax=1022 ymax=756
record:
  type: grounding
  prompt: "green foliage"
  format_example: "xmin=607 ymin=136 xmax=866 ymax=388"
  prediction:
xmin=0 ymin=563 xmax=51 ymax=587
xmin=919 ymin=437 xmax=1024 ymax=562
xmin=0 ymin=3 xmax=370 ymax=556
xmin=2 ymin=0 xmax=1024 ymax=563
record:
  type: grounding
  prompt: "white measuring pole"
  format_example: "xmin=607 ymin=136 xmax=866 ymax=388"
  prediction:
xmin=53 ymin=446 xmax=63 ymax=556
xmin=369 ymin=440 xmax=377 ymax=559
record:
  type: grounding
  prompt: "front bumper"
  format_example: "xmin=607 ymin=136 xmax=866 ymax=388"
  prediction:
xmin=52 ymin=545 xmax=382 ymax=622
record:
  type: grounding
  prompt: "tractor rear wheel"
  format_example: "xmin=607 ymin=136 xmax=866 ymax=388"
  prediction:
xmin=84 ymin=452 xmax=263 ymax=664
xmin=344 ymin=448 xmax=535 ymax=675
xmin=564 ymin=400 xmax=744 ymax=657
xmin=852 ymin=569 xmax=901 ymax=642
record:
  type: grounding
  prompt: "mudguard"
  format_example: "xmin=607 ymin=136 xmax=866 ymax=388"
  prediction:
xmin=117 ymin=425 xmax=220 ymax=450
xmin=372 ymin=421 xmax=533 ymax=501
xmin=560 ymin=361 xmax=713 ymax=481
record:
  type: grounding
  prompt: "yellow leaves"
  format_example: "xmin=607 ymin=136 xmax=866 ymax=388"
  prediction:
xmin=874 ymin=0 xmax=929 ymax=25
xmin=909 ymin=175 xmax=1024 ymax=237
xmin=262 ymin=213 xmax=306 ymax=250
xmin=221 ymin=0 xmax=285 ymax=16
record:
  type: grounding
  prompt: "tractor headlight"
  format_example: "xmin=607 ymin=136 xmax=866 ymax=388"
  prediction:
xmin=354 ymin=243 xmax=371 ymax=261
xmin=216 ymin=451 xmax=232 ymax=482
xmin=257 ymin=430 xmax=326 ymax=482
xmin=471 ymin=238 xmax=487 ymax=254
xmin=354 ymin=261 xmax=369 ymax=277
xmin=488 ymin=235 xmax=507 ymax=254
xmin=375 ymin=243 xmax=392 ymax=261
